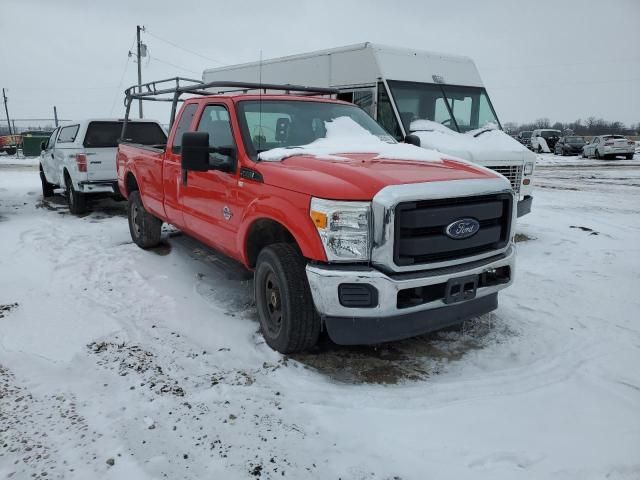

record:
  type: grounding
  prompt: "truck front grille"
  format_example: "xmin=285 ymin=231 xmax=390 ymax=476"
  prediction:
xmin=487 ymin=165 xmax=522 ymax=194
xmin=393 ymin=193 xmax=513 ymax=266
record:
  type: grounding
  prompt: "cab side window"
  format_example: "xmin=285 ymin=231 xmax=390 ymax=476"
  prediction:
xmin=197 ymin=105 xmax=236 ymax=171
xmin=57 ymin=125 xmax=80 ymax=143
xmin=45 ymin=128 xmax=59 ymax=149
xmin=172 ymin=103 xmax=198 ymax=154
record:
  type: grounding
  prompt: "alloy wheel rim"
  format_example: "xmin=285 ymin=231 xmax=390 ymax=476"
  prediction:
xmin=131 ymin=204 xmax=141 ymax=237
xmin=263 ymin=270 xmax=283 ymax=336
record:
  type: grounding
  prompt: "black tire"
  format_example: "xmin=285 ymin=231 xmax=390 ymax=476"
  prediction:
xmin=128 ymin=190 xmax=162 ymax=248
xmin=254 ymin=243 xmax=320 ymax=353
xmin=537 ymin=145 xmax=542 ymax=153
xmin=595 ymin=149 xmax=601 ymax=160
xmin=39 ymin=166 xmax=54 ymax=197
xmin=6 ymin=147 xmax=17 ymax=155
xmin=65 ymin=176 xmax=87 ymax=214
xmin=626 ymin=154 xmax=634 ymax=160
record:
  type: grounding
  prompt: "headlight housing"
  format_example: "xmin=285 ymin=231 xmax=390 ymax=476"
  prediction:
xmin=310 ymin=198 xmax=371 ymax=262
xmin=524 ymin=161 xmax=534 ymax=175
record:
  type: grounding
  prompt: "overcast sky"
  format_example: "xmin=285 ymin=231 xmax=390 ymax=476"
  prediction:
xmin=1 ymin=0 xmax=639 ymax=129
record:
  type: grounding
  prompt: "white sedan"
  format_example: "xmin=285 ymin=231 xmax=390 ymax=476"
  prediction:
xmin=582 ymin=135 xmax=635 ymax=160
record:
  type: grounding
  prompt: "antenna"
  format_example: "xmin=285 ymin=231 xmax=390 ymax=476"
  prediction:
xmin=258 ymin=49 xmax=263 ymax=154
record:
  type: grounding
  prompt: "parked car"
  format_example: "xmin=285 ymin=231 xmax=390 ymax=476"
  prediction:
xmin=39 ymin=119 xmax=166 ymax=214
xmin=554 ymin=136 xmax=586 ymax=156
xmin=118 ymin=78 xmax=516 ymax=353
xmin=582 ymin=135 xmax=635 ymax=160
xmin=517 ymin=131 xmax=532 ymax=149
xmin=0 ymin=134 xmax=21 ymax=155
xmin=531 ymin=129 xmax=561 ymax=153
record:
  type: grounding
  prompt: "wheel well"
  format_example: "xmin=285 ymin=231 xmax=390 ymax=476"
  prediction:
xmin=63 ymin=168 xmax=71 ymax=187
xmin=125 ymin=172 xmax=139 ymax=195
xmin=246 ymin=219 xmax=297 ymax=268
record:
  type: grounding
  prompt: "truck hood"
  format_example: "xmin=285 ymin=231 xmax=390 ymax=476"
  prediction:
xmin=411 ymin=121 xmax=536 ymax=164
xmin=255 ymin=153 xmax=500 ymax=200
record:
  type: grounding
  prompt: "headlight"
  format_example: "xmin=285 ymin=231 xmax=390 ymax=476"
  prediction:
xmin=310 ymin=198 xmax=370 ymax=262
xmin=524 ymin=162 xmax=534 ymax=175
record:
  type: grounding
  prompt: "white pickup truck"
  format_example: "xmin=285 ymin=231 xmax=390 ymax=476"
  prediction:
xmin=39 ymin=119 xmax=166 ymax=214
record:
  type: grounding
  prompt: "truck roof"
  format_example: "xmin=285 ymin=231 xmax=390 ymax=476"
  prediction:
xmin=203 ymin=42 xmax=484 ymax=88
xmin=60 ymin=118 xmax=162 ymax=126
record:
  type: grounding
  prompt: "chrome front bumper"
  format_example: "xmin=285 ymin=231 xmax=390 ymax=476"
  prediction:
xmin=306 ymin=244 xmax=515 ymax=319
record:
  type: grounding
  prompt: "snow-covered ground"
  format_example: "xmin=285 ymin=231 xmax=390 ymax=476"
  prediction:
xmin=1 ymin=155 xmax=639 ymax=480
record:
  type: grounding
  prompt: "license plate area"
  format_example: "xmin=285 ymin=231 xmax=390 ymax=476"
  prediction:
xmin=444 ymin=274 xmax=478 ymax=304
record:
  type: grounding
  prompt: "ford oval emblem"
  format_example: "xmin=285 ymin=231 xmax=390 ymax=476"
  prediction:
xmin=445 ymin=218 xmax=480 ymax=239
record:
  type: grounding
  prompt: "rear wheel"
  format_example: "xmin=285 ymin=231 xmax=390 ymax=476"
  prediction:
xmin=6 ymin=147 xmax=17 ymax=155
xmin=254 ymin=243 xmax=320 ymax=353
xmin=40 ymin=166 xmax=54 ymax=197
xmin=66 ymin=176 xmax=87 ymax=214
xmin=128 ymin=190 xmax=162 ymax=249
xmin=626 ymin=153 xmax=634 ymax=160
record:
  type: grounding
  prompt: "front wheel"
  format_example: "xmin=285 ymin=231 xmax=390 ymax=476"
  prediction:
xmin=254 ymin=243 xmax=320 ymax=353
xmin=128 ymin=190 xmax=162 ymax=249
xmin=40 ymin=166 xmax=54 ymax=197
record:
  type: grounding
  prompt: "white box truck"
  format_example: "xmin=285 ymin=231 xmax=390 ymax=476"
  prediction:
xmin=203 ymin=42 xmax=534 ymax=216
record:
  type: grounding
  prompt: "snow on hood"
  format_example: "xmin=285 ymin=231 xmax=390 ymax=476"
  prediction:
xmin=409 ymin=119 xmax=534 ymax=163
xmin=258 ymin=117 xmax=446 ymax=163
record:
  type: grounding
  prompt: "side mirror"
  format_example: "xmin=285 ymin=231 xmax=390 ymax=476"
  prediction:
xmin=404 ymin=134 xmax=421 ymax=147
xmin=181 ymin=132 xmax=210 ymax=172
xmin=40 ymin=141 xmax=46 ymax=151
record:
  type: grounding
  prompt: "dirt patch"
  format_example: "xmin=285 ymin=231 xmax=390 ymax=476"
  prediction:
xmin=149 ymin=241 xmax=172 ymax=256
xmin=292 ymin=315 xmax=507 ymax=384
xmin=514 ymin=233 xmax=535 ymax=242
xmin=0 ymin=302 xmax=18 ymax=319
xmin=35 ymin=196 xmax=67 ymax=213
xmin=570 ymin=225 xmax=600 ymax=235
xmin=88 ymin=341 xmax=185 ymax=396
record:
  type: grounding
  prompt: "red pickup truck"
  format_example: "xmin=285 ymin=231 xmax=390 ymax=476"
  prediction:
xmin=117 ymin=79 xmax=516 ymax=353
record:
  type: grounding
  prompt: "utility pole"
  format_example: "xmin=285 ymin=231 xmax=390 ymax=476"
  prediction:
xmin=53 ymin=106 xmax=59 ymax=127
xmin=2 ymin=88 xmax=13 ymax=136
xmin=136 ymin=25 xmax=144 ymax=118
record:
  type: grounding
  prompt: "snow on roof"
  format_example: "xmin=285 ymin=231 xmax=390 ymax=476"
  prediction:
xmin=257 ymin=117 xmax=447 ymax=163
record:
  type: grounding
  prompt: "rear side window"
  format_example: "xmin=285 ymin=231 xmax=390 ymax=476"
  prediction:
xmin=84 ymin=121 xmax=167 ymax=148
xmin=57 ymin=125 xmax=80 ymax=143
xmin=172 ymin=104 xmax=198 ymax=153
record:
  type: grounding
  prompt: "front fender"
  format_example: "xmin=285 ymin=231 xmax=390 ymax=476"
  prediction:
xmin=237 ymin=190 xmax=327 ymax=266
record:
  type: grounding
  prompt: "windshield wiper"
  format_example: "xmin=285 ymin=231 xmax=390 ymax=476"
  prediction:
xmin=473 ymin=128 xmax=493 ymax=138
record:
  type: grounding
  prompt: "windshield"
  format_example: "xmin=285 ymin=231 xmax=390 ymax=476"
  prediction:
xmin=603 ymin=135 xmax=625 ymax=140
xmin=387 ymin=80 xmax=501 ymax=133
xmin=566 ymin=136 xmax=585 ymax=143
xmin=237 ymin=100 xmax=394 ymax=159
xmin=84 ymin=121 xmax=167 ymax=148
xmin=521 ymin=131 xmax=532 ymax=138
xmin=541 ymin=130 xmax=561 ymax=138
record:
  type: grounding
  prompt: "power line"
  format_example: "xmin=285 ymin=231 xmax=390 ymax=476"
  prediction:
xmin=145 ymin=29 xmax=226 ymax=65
xmin=481 ymin=57 xmax=640 ymax=71
xmin=489 ymin=77 xmax=640 ymax=90
xmin=109 ymin=55 xmax=132 ymax=116
xmin=149 ymin=55 xmax=202 ymax=75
